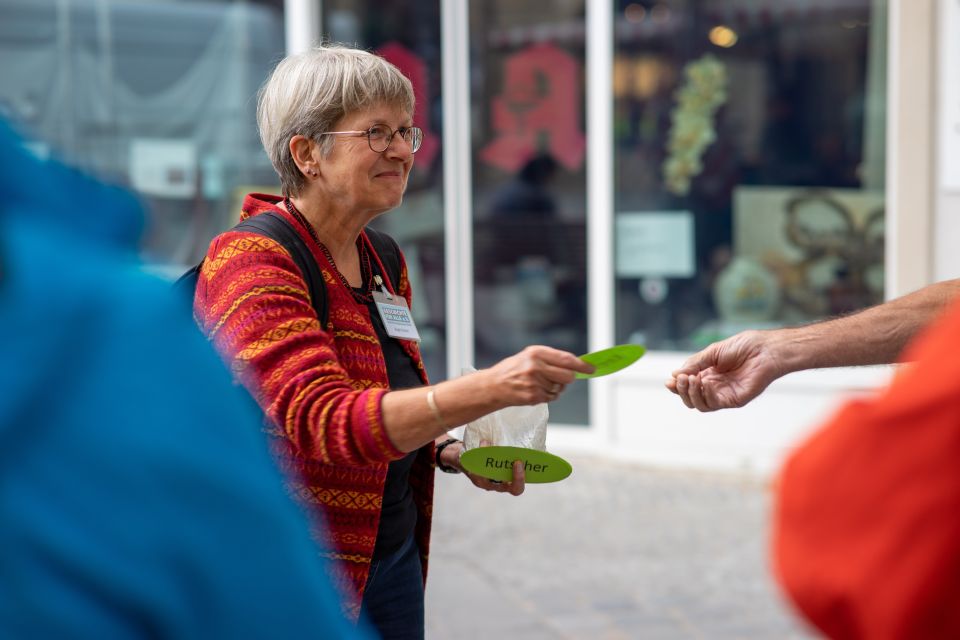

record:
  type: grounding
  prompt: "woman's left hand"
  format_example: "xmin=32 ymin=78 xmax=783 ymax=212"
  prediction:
xmin=464 ymin=460 xmax=525 ymax=496
xmin=439 ymin=440 xmax=526 ymax=496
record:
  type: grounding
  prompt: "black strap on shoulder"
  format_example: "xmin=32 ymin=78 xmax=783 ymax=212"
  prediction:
xmin=175 ymin=210 xmax=328 ymax=326
xmin=235 ymin=211 xmax=328 ymax=326
xmin=365 ymin=226 xmax=401 ymax=292
xmin=173 ymin=262 xmax=204 ymax=301
xmin=179 ymin=215 xmax=400 ymax=326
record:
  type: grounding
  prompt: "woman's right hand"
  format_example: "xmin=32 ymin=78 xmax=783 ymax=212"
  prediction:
xmin=482 ymin=345 xmax=595 ymax=406
xmin=382 ymin=346 xmax=593 ymax=453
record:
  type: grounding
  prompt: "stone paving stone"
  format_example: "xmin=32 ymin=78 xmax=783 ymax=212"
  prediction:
xmin=425 ymin=454 xmax=817 ymax=639
xmin=425 ymin=558 xmax=534 ymax=634
xmin=590 ymin=596 xmax=644 ymax=613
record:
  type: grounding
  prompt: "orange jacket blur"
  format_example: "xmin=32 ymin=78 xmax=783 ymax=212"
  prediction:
xmin=775 ymin=298 xmax=960 ymax=639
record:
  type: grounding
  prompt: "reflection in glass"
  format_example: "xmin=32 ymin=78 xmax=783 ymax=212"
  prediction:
xmin=613 ymin=0 xmax=887 ymax=351
xmin=471 ymin=3 xmax=589 ymax=425
xmin=0 ymin=0 xmax=286 ymax=265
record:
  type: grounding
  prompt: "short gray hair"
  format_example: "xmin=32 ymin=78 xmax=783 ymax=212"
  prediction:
xmin=257 ymin=44 xmax=415 ymax=196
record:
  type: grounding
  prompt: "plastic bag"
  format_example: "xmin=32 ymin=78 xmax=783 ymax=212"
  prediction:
xmin=455 ymin=367 xmax=549 ymax=451
xmin=463 ymin=402 xmax=549 ymax=451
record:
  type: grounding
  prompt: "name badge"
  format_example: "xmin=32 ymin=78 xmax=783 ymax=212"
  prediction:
xmin=373 ymin=290 xmax=421 ymax=342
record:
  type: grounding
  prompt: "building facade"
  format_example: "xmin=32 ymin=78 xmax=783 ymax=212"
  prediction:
xmin=3 ymin=0 xmax=953 ymax=473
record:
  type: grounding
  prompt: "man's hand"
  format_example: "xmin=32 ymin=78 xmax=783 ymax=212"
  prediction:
xmin=665 ymin=330 xmax=784 ymax=411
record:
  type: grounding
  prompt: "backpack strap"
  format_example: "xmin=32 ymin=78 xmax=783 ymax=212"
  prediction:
xmin=235 ymin=211 xmax=328 ymax=327
xmin=364 ymin=226 xmax=402 ymax=292
xmin=180 ymin=215 xmax=393 ymax=328
xmin=173 ymin=262 xmax=204 ymax=301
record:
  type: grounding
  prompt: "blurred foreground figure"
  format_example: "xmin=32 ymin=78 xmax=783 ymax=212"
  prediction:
xmin=0 ymin=118 xmax=366 ymax=639
xmin=774 ymin=298 xmax=960 ymax=639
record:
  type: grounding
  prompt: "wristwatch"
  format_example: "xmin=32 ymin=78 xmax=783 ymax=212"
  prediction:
xmin=434 ymin=437 xmax=462 ymax=474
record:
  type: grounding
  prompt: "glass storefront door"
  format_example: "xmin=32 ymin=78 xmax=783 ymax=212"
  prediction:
xmin=469 ymin=1 xmax=590 ymax=425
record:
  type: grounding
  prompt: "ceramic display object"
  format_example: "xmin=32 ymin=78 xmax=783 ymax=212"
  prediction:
xmin=713 ymin=256 xmax=781 ymax=323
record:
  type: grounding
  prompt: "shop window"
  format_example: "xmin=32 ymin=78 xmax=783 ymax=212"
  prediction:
xmin=470 ymin=1 xmax=589 ymax=425
xmin=613 ymin=0 xmax=887 ymax=351
xmin=0 ymin=0 xmax=286 ymax=266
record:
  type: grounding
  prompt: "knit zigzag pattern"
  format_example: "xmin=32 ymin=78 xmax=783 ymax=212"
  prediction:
xmin=194 ymin=193 xmax=434 ymax=620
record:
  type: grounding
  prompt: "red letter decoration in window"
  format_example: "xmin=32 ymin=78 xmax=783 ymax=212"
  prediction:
xmin=480 ymin=43 xmax=585 ymax=173
xmin=377 ymin=42 xmax=440 ymax=170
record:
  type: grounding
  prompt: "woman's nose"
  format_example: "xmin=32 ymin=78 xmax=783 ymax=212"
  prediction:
xmin=383 ymin=131 xmax=413 ymax=159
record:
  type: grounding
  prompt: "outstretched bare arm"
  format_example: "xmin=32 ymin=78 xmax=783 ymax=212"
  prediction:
xmin=665 ymin=279 xmax=960 ymax=411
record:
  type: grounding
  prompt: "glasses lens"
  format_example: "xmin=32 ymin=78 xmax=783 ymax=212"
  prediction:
xmin=367 ymin=125 xmax=391 ymax=152
xmin=405 ymin=127 xmax=423 ymax=153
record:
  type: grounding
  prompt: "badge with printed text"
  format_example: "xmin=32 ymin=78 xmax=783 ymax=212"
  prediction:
xmin=373 ymin=290 xmax=421 ymax=342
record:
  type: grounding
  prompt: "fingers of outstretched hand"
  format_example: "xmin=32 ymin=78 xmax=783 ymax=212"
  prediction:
xmin=664 ymin=377 xmax=679 ymax=394
xmin=537 ymin=362 xmax=582 ymax=386
xmin=541 ymin=380 xmax=566 ymax=403
xmin=524 ymin=345 xmax=595 ymax=377
xmin=676 ymin=372 xmax=721 ymax=411
xmin=494 ymin=347 xmax=584 ymax=404
xmin=674 ymin=374 xmax=696 ymax=409
xmin=672 ymin=351 xmax=711 ymax=378
xmin=684 ymin=373 xmax=713 ymax=411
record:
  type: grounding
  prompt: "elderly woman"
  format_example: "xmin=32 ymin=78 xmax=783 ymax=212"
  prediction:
xmin=193 ymin=45 xmax=591 ymax=639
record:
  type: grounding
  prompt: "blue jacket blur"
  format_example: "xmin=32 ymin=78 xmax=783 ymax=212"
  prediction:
xmin=0 ymin=118 xmax=370 ymax=639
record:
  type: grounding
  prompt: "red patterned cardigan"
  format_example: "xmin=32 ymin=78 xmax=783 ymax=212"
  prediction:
xmin=193 ymin=193 xmax=434 ymax=620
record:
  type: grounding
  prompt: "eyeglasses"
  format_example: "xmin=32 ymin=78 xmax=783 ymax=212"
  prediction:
xmin=318 ymin=124 xmax=423 ymax=154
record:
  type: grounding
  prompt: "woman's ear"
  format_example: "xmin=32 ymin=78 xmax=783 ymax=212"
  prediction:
xmin=289 ymin=135 xmax=319 ymax=178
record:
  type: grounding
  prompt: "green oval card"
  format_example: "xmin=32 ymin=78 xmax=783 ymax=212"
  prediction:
xmin=575 ymin=344 xmax=646 ymax=379
xmin=459 ymin=446 xmax=572 ymax=483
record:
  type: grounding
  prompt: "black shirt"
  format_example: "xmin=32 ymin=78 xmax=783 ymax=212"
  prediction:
xmin=358 ymin=284 xmax=423 ymax=560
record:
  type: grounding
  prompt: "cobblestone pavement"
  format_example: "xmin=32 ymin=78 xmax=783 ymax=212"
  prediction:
xmin=425 ymin=453 xmax=818 ymax=639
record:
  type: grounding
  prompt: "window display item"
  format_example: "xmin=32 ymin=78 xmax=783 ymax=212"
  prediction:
xmin=713 ymin=256 xmax=781 ymax=323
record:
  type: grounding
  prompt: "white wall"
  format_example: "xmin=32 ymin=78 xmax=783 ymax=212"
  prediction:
xmin=886 ymin=0 xmax=936 ymax=295
xmin=935 ymin=0 xmax=960 ymax=280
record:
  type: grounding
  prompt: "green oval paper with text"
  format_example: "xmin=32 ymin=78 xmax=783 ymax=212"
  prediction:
xmin=575 ymin=344 xmax=646 ymax=379
xmin=459 ymin=446 xmax=572 ymax=483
